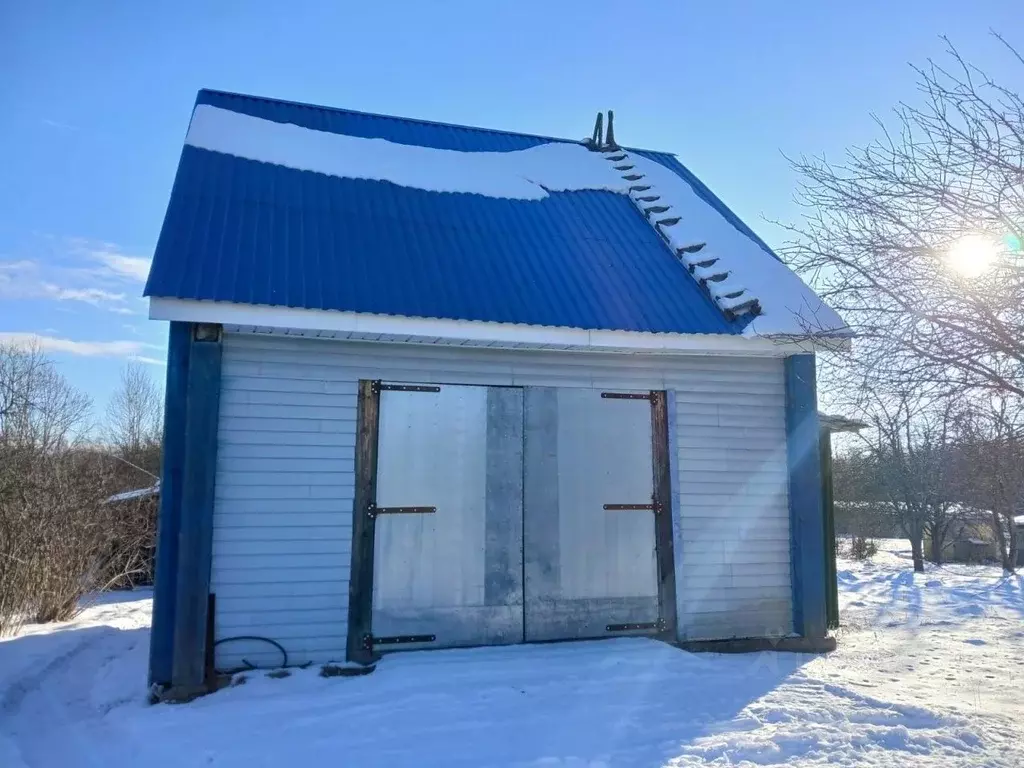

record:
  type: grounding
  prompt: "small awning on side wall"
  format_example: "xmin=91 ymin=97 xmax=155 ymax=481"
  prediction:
xmin=819 ymin=413 xmax=867 ymax=433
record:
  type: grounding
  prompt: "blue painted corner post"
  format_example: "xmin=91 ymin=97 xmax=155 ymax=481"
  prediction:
xmin=784 ymin=354 xmax=827 ymax=640
xmin=148 ymin=322 xmax=190 ymax=688
xmin=148 ymin=322 xmax=223 ymax=694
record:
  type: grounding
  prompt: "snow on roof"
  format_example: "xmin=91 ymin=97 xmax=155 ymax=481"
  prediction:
xmin=186 ymin=105 xmax=623 ymax=201
xmin=605 ymin=151 xmax=848 ymax=336
xmin=105 ymin=483 xmax=160 ymax=504
xmin=184 ymin=104 xmax=845 ymax=338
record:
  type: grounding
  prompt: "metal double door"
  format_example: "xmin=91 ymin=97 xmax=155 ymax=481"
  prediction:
xmin=371 ymin=384 xmax=660 ymax=649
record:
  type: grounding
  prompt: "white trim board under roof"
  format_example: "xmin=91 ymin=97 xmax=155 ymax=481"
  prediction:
xmin=149 ymin=298 xmax=849 ymax=356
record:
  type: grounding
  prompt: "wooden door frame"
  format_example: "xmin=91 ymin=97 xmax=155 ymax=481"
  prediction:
xmin=649 ymin=390 xmax=678 ymax=639
xmin=346 ymin=380 xmax=380 ymax=664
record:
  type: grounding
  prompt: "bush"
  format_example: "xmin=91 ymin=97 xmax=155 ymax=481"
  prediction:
xmin=0 ymin=343 xmax=128 ymax=634
xmin=848 ymin=536 xmax=879 ymax=561
xmin=0 ymin=445 xmax=122 ymax=629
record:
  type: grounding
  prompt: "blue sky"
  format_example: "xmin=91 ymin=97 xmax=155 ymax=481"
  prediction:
xmin=1 ymin=0 xmax=1019 ymax=417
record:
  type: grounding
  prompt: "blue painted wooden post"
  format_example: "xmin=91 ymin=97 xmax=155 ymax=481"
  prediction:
xmin=148 ymin=322 xmax=191 ymax=687
xmin=171 ymin=324 xmax=223 ymax=692
xmin=784 ymin=354 xmax=827 ymax=639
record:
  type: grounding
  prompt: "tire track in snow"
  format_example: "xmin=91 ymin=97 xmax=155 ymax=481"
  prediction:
xmin=2 ymin=626 xmax=144 ymax=768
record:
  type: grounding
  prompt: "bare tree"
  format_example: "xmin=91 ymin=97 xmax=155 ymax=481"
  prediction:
xmin=783 ymin=37 xmax=1024 ymax=400
xmin=0 ymin=343 xmax=90 ymax=451
xmin=0 ymin=343 xmax=122 ymax=632
xmin=957 ymin=398 xmax=1024 ymax=570
xmin=106 ymin=363 xmax=163 ymax=478
xmin=856 ymin=388 xmax=968 ymax=572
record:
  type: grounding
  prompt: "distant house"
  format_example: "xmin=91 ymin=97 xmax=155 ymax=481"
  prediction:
xmin=1016 ymin=516 xmax=1024 ymax=566
xmin=143 ymin=90 xmax=849 ymax=695
xmin=105 ymin=483 xmax=160 ymax=505
xmin=835 ymin=499 xmax=1001 ymax=562
xmin=103 ymin=482 xmax=160 ymax=588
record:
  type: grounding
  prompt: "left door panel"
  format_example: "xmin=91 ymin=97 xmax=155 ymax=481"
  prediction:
xmin=371 ymin=384 xmax=524 ymax=649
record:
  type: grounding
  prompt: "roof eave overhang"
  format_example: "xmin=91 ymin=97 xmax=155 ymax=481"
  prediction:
xmin=148 ymin=297 xmax=846 ymax=357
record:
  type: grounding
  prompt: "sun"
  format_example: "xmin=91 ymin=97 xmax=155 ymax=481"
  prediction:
xmin=946 ymin=234 xmax=998 ymax=278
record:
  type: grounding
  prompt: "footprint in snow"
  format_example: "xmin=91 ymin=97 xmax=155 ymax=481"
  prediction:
xmin=925 ymin=580 xmax=942 ymax=587
xmin=963 ymin=638 xmax=986 ymax=646
xmin=955 ymin=604 xmax=984 ymax=617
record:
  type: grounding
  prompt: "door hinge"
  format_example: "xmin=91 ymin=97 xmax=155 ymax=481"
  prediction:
xmin=365 ymin=634 xmax=436 ymax=647
xmin=379 ymin=383 xmax=441 ymax=393
xmin=603 ymin=502 xmax=663 ymax=514
xmin=367 ymin=503 xmax=436 ymax=519
xmin=606 ymin=619 xmax=666 ymax=633
xmin=600 ymin=392 xmax=652 ymax=400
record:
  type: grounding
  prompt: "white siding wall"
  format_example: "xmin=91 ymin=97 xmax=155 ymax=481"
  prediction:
xmin=670 ymin=362 xmax=793 ymax=640
xmin=212 ymin=333 xmax=792 ymax=667
xmin=212 ymin=341 xmax=357 ymax=669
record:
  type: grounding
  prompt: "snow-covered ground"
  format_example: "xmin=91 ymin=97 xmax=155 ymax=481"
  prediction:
xmin=2 ymin=541 xmax=1021 ymax=767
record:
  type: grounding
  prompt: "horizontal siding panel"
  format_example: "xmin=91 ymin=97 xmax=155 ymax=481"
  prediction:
xmin=675 ymin=438 xmax=785 ymax=454
xmin=218 ymin=443 xmax=354 ymax=460
xmin=217 ymin=649 xmax=343 ymax=669
xmin=220 ymin=375 xmax=354 ymax=395
xmin=216 ymin=470 xmax=351 ymax=486
xmin=675 ymin=571 xmax=791 ymax=590
xmin=675 ymin=538 xmax=790 ymax=556
xmin=216 ymin=512 xmax=351 ymax=528
xmin=679 ymin=525 xmax=789 ymax=541
xmin=214 ymin=553 xmax=349 ymax=570
xmin=219 ymin=402 xmax=357 ymax=421
xmin=681 ymin=595 xmax=792 ymax=614
xmin=216 ymin=483 xmax=354 ymax=500
xmin=213 ymin=538 xmax=352 ymax=556
xmin=218 ymin=430 xmax=354 ymax=448
xmin=679 ymin=505 xmax=790 ymax=518
xmin=213 ymin=524 xmax=350 ymax=542
xmin=683 ymin=617 xmax=792 ymax=641
xmin=215 ymin=620 xmax=347 ymax=640
xmin=213 ymin=568 xmax=348 ymax=586
xmin=215 ymin=499 xmax=351 ymax=514
xmin=216 ymin=594 xmax=347 ymax=612
xmin=685 ymin=556 xmax=790 ymax=572
xmin=215 ymin=637 xmax=346 ymax=668
xmin=677 ymin=485 xmax=787 ymax=499
xmin=220 ymin=390 xmax=357 ymax=408
xmin=224 ymin=336 xmax=784 ymax=391
xmin=677 ymin=488 xmax=786 ymax=503
xmin=214 ymin=580 xmax=351 ymax=599
xmin=678 ymin=461 xmax=786 ymax=476
xmin=222 ymin=416 xmax=356 ymax=434
xmin=678 ymin=597 xmax=794 ymax=614
xmin=671 ymin=442 xmax=782 ymax=460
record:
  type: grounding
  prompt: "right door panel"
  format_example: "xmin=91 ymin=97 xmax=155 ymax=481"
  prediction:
xmin=523 ymin=387 xmax=660 ymax=642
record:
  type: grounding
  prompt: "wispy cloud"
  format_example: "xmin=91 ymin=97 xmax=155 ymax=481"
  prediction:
xmin=41 ymin=118 xmax=78 ymax=131
xmin=0 ymin=238 xmax=150 ymax=314
xmin=47 ymin=286 xmax=126 ymax=304
xmin=0 ymin=332 xmax=162 ymax=359
xmin=41 ymin=283 xmax=132 ymax=311
xmin=90 ymin=250 xmax=151 ymax=282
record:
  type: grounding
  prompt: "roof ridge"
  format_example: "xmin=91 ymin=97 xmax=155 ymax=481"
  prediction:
xmin=196 ymin=88 xmax=678 ymax=158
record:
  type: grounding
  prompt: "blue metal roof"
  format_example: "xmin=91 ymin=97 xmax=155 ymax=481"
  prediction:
xmin=146 ymin=89 xmax=774 ymax=335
